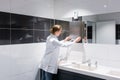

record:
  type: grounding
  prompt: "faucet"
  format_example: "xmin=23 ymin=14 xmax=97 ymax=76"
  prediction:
xmin=95 ymin=61 xmax=98 ymax=68
xmin=82 ymin=59 xmax=91 ymax=67
xmin=82 ymin=59 xmax=98 ymax=69
xmin=87 ymin=59 xmax=91 ymax=67
xmin=82 ymin=59 xmax=90 ymax=63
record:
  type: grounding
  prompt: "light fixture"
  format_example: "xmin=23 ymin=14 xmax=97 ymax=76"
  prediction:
xmin=103 ymin=0 xmax=110 ymax=8
xmin=73 ymin=10 xmax=78 ymax=19
xmin=104 ymin=5 xmax=107 ymax=8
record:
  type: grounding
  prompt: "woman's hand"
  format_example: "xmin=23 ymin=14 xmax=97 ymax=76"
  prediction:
xmin=64 ymin=36 xmax=71 ymax=42
xmin=73 ymin=36 xmax=81 ymax=43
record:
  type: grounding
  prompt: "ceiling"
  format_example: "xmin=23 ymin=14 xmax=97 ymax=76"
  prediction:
xmin=54 ymin=0 xmax=120 ymax=19
xmin=57 ymin=0 xmax=120 ymax=13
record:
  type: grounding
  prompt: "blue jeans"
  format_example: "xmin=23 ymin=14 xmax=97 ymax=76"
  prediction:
xmin=41 ymin=69 xmax=53 ymax=80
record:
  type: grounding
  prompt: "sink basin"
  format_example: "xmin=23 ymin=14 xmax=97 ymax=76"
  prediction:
xmin=61 ymin=62 xmax=96 ymax=71
xmin=107 ymin=70 xmax=120 ymax=77
xmin=79 ymin=64 xmax=96 ymax=71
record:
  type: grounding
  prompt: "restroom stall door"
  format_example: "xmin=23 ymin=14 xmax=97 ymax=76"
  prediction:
xmin=96 ymin=21 xmax=115 ymax=44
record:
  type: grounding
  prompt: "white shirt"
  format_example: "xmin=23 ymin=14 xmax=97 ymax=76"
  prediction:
xmin=40 ymin=34 xmax=74 ymax=74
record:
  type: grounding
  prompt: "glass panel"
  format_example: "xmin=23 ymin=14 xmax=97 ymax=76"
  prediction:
xmin=11 ymin=14 xmax=34 ymax=29
xmin=0 ymin=29 xmax=10 ymax=45
xmin=11 ymin=29 xmax=33 ymax=44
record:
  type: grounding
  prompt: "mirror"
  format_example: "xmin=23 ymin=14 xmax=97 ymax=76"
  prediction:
xmin=67 ymin=12 xmax=120 ymax=44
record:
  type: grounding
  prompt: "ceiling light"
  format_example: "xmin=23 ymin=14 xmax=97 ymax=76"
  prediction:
xmin=73 ymin=10 xmax=78 ymax=19
xmin=104 ymin=5 xmax=107 ymax=8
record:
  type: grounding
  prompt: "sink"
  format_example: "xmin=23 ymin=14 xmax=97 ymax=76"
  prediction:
xmin=107 ymin=70 xmax=120 ymax=77
xmin=60 ymin=62 xmax=96 ymax=71
xmin=79 ymin=64 xmax=96 ymax=71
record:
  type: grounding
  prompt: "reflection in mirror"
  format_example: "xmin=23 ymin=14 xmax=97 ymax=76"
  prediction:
xmin=69 ymin=21 xmax=86 ymax=43
xmin=86 ymin=21 xmax=96 ymax=43
xmin=66 ymin=12 xmax=120 ymax=44
xmin=82 ymin=13 xmax=117 ymax=44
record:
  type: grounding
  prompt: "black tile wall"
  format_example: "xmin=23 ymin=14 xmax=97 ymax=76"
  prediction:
xmin=50 ymin=19 xmax=55 ymax=27
xmin=0 ymin=12 xmax=10 ymax=29
xmin=11 ymin=13 xmax=34 ymax=29
xmin=0 ymin=12 xmax=10 ymax=45
xmin=116 ymin=24 xmax=120 ymax=39
xmin=0 ymin=11 xmax=70 ymax=45
xmin=11 ymin=29 xmax=33 ymax=44
xmin=33 ymin=30 xmax=50 ymax=42
xmin=33 ymin=17 xmax=51 ymax=30
xmin=0 ymin=29 xmax=10 ymax=45
xmin=55 ymin=20 xmax=69 ymax=30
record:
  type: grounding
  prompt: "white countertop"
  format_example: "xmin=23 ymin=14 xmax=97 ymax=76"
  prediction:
xmin=58 ymin=61 xmax=120 ymax=80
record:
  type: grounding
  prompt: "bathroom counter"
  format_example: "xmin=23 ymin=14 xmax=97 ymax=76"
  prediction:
xmin=58 ymin=62 xmax=120 ymax=80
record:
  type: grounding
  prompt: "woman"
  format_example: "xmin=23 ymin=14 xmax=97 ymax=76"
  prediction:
xmin=40 ymin=25 xmax=80 ymax=80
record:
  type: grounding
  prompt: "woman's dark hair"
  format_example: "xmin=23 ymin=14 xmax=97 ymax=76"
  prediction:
xmin=50 ymin=25 xmax=62 ymax=34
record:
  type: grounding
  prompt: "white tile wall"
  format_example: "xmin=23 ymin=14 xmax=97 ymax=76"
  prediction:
xmin=0 ymin=0 xmax=10 ymax=12
xmin=0 ymin=0 xmax=54 ymax=18
xmin=10 ymin=0 xmax=54 ymax=18
xmin=0 ymin=43 xmax=120 ymax=80
xmin=84 ymin=44 xmax=120 ymax=69
xmin=0 ymin=43 xmax=46 ymax=80
xmin=59 ymin=43 xmax=86 ymax=63
xmin=60 ymin=43 xmax=120 ymax=69
xmin=0 ymin=45 xmax=11 ymax=80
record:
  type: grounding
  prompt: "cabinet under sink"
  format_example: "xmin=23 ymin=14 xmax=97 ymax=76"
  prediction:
xmin=57 ymin=69 xmax=105 ymax=80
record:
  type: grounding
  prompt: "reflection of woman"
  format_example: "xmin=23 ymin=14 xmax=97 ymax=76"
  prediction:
xmin=40 ymin=25 xmax=79 ymax=80
xmin=69 ymin=26 xmax=82 ymax=42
